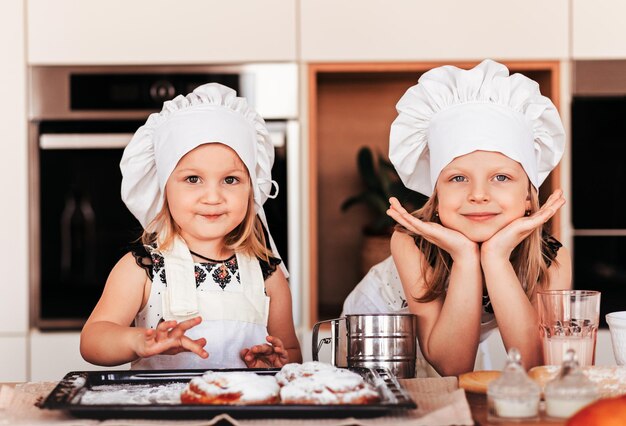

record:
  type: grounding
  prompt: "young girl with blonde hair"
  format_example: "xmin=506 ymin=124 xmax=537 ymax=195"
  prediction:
xmin=81 ymin=83 xmax=301 ymax=369
xmin=343 ymin=60 xmax=570 ymax=376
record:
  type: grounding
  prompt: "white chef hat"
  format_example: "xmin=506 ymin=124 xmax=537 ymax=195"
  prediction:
xmin=120 ymin=83 xmax=287 ymax=289
xmin=389 ymin=59 xmax=565 ymax=197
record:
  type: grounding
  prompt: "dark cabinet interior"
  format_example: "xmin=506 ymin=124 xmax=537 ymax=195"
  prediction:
xmin=571 ymin=60 xmax=626 ymax=327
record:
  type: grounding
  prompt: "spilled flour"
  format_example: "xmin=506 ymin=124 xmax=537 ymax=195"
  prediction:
xmin=77 ymin=382 xmax=187 ymax=405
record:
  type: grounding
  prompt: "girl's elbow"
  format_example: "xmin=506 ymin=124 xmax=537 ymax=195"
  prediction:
xmin=436 ymin=363 xmax=473 ymax=377
xmin=427 ymin=353 xmax=475 ymax=377
xmin=79 ymin=338 xmax=94 ymax=364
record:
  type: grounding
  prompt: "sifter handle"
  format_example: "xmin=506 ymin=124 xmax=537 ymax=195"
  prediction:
xmin=311 ymin=318 xmax=342 ymax=363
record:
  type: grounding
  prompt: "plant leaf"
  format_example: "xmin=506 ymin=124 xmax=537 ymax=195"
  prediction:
xmin=357 ymin=147 xmax=382 ymax=192
xmin=340 ymin=193 xmax=368 ymax=211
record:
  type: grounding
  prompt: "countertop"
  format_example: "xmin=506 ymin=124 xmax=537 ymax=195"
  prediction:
xmin=0 ymin=380 xmax=574 ymax=426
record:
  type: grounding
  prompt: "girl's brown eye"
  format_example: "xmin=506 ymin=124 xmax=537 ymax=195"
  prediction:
xmin=187 ymin=176 xmax=200 ymax=184
xmin=224 ymin=176 xmax=239 ymax=185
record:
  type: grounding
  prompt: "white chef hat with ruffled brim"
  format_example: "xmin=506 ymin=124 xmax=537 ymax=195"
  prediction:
xmin=120 ymin=83 xmax=286 ymax=319
xmin=389 ymin=59 xmax=565 ymax=197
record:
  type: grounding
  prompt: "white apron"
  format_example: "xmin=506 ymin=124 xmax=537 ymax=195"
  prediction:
xmin=132 ymin=252 xmax=269 ymax=370
xmin=342 ymin=255 xmax=498 ymax=375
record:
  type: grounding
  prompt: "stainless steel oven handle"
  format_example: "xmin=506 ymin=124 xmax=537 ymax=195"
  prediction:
xmin=39 ymin=133 xmax=133 ymax=149
xmin=40 ymin=131 xmax=285 ymax=150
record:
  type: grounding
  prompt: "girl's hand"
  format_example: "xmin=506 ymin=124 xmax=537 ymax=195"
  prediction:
xmin=481 ymin=189 xmax=565 ymax=261
xmin=134 ymin=316 xmax=209 ymax=359
xmin=387 ymin=197 xmax=478 ymax=262
xmin=240 ymin=335 xmax=289 ymax=368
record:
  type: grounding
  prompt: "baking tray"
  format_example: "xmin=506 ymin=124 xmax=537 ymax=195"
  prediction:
xmin=40 ymin=367 xmax=417 ymax=419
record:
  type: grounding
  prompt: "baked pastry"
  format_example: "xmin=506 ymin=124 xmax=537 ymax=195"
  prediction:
xmin=277 ymin=363 xmax=380 ymax=405
xmin=458 ymin=370 xmax=502 ymax=394
xmin=181 ymin=371 xmax=280 ymax=405
xmin=275 ymin=361 xmax=337 ymax=386
xmin=566 ymin=395 xmax=626 ymax=426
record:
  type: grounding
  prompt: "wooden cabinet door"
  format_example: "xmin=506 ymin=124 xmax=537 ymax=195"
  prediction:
xmin=27 ymin=0 xmax=297 ymax=64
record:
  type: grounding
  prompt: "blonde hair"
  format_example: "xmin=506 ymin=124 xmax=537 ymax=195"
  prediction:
xmin=398 ymin=186 xmax=555 ymax=303
xmin=141 ymin=182 xmax=273 ymax=263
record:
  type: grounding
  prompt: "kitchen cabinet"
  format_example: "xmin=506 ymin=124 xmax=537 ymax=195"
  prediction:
xmin=0 ymin=336 xmax=27 ymax=382
xmin=300 ymin=0 xmax=568 ymax=62
xmin=30 ymin=330 xmax=128 ymax=382
xmin=27 ymin=0 xmax=297 ymax=65
xmin=572 ymin=0 xmax=626 ymax=59
xmin=0 ymin=1 xmax=28 ymax=335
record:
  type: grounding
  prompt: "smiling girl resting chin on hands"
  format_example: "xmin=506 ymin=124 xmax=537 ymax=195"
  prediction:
xmin=343 ymin=60 xmax=571 ymax=377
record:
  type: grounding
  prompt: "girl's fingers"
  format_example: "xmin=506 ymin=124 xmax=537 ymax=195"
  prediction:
xmin=155 ymin=320 xmax=177 ymax=341
xmin=180 ymin=336 xmax=209 ymax=358
xmin=532 ymin=193 xmax=565 ymax=224
xmin=180 ymin=316 xmax=203 ymax=330
xmin=267 ymin=335 xmax=284 ymax=349
xmin=168 ymin=316 xmax=202 ymax=339
xmin=543 ymin=189 xmax=564 ymax=210
xmin=387 ymin=208 xmax=421 ymax=235
xmin=144 ymin=328 xmax=155 ymax=341
xmin=388 ymin=197 xmax=407 ymax=212
xmin=252 ymin=344 xmax=274 ymax=355
xmin=193 ymin=337 xmax=207 ymax=348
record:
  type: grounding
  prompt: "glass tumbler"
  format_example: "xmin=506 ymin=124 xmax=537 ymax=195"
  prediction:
xmin=537 ymin=290 xmax=601 ymax=366
xmin=606 ymin=311 xmax=626 ymax=366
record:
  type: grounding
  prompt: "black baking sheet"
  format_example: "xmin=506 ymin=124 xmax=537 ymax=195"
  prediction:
xmin=40 ymin=367 xmax=417 ymax=419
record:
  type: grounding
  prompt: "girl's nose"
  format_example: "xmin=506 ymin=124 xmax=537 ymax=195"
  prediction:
xmin=201 ymin=185 xmax=223 ymax=204
xmin=468 ymin=184 xmax=490 ymax=203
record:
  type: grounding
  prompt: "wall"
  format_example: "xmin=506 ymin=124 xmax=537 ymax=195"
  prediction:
xmin=0 ymin=0 xmax=28 ymax=382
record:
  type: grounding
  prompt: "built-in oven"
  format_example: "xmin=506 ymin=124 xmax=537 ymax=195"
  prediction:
xmin=571 ymin=95 xmax=626 ymax=327
xmin=29 ymin=64 xmax=301 ymax=330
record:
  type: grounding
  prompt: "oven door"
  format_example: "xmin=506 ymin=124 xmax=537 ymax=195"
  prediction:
xmin=36 ymin=127 xmax=142 ymax=329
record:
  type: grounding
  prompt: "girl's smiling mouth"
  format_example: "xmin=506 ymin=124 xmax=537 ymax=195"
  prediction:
xmin=201 ymin=213 xmax=225 ymax=220
xmin=462 ymin=213 xmax=499 ymax=222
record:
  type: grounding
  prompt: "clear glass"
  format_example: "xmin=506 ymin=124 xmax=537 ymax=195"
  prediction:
xmin=537 ymin=290 xmax=601 ymax=366
xmin=487 ymin=348 xmax=540 ymax=421
xmin=544 ymin=349 xmax=598 ymax=418
xmin=606 ymin=311 xmax=626 ymax=366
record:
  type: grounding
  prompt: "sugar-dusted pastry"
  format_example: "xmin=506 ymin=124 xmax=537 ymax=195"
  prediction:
xmin=275 ymin=361 xmax=337 ymax=386
xmin=277 ymin=363 xmax=380 ymax=405
xmin=181 ymin=371 xmax=279 ymax=405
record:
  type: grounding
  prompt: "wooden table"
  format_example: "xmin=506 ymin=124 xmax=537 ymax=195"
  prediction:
xmin=467 ymin=391 xmax=566 ymax=426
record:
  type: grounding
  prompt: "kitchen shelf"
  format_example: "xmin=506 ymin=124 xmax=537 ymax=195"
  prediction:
xmin=307 ymin=61 xmax=562 ymax=326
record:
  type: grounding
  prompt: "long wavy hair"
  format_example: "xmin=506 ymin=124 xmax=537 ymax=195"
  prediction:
xmin=141 ymin=187 xmax=273 ymax=262
xmin=397 ymin=186 xmax=555 ymax=303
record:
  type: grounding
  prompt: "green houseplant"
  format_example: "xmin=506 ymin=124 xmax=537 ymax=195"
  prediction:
xmin=341 ymin=146 xmax=427 ymax=274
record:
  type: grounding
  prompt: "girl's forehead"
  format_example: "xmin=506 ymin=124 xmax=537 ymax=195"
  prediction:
xmin=443 ymin=150 xmax=524 ymax=171
xmin=178 ymin=142 xmax=247 ymax=171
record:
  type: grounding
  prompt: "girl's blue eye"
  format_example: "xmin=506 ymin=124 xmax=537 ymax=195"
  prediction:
xmin=224 ymin=176 xmax=239 ymax=185
xmin=494 ymin=175 xmax=509 ymax=182
xmin=451 ymin=176 xmax=466 ymax=183
xmin=186 ymin=176 xmax=200 ymax=184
